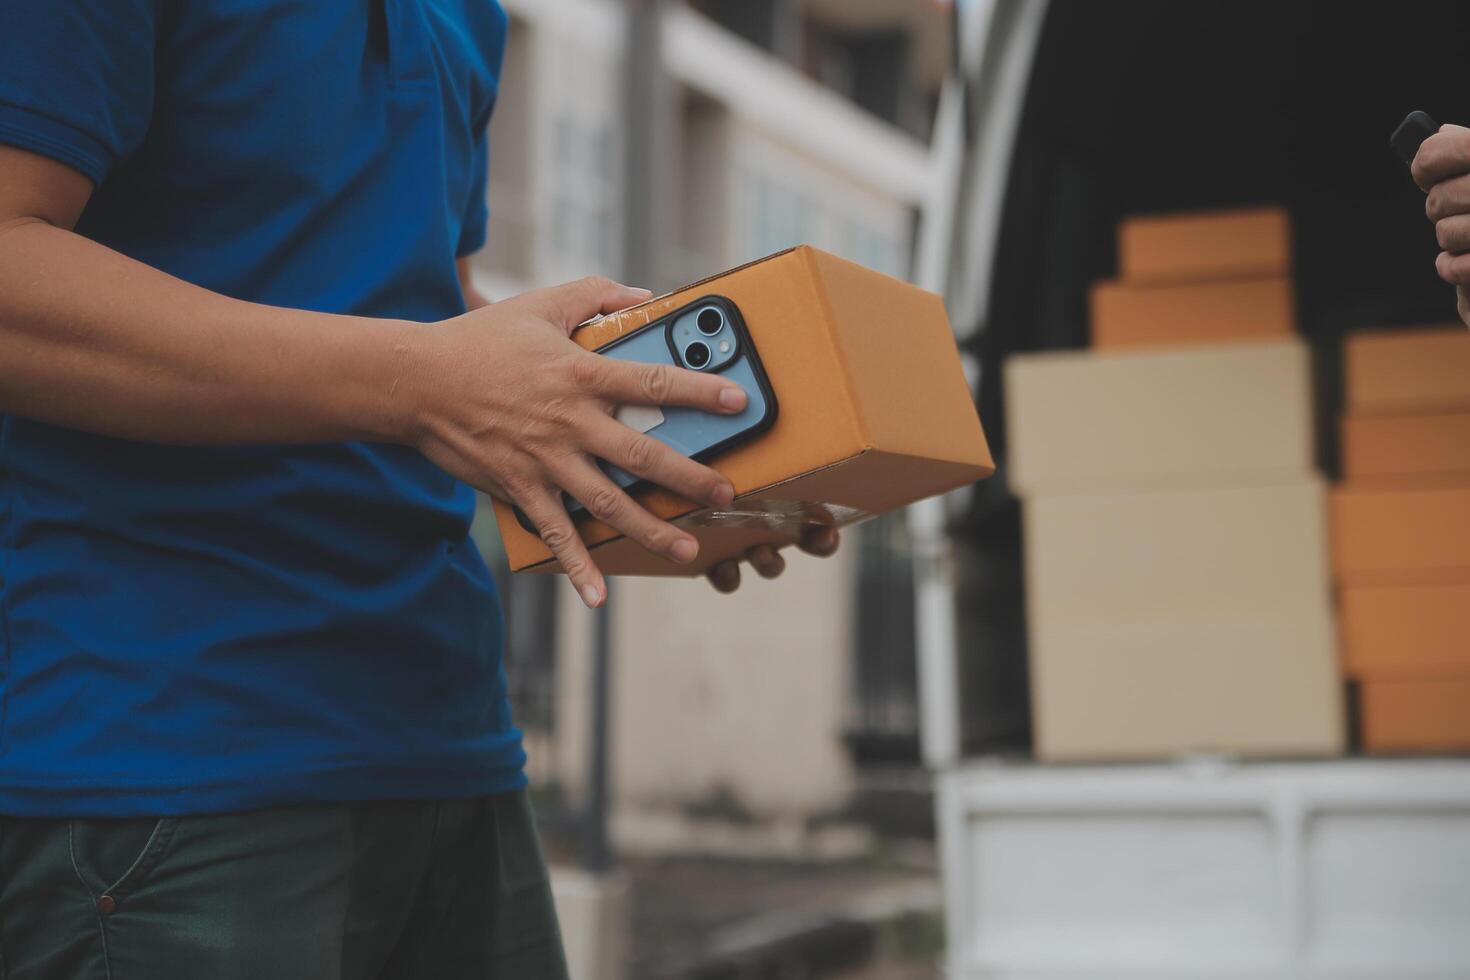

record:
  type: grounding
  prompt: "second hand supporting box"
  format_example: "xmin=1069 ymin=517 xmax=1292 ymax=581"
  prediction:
xmin=493 ymin=246 xmax=994 ymax=575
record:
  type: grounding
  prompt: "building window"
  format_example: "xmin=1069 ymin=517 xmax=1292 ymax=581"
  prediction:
xmin=740 ymin=171 xmax=820 ymax=260
xmin=549 ymin=114 xmax=617 ymax=273
xmin=688 ymin=0 xmax=800 ymax=60
xmin=741 ymin=168 xmax=908 ymax=277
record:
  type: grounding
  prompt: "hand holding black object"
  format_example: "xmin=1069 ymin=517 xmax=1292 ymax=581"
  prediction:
xmin=1398 ymin=111 xmax=1470 ymax=328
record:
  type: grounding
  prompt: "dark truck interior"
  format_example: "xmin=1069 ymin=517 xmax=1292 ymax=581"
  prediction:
xmin=956 ymin=0 xmax=1470 ymax=753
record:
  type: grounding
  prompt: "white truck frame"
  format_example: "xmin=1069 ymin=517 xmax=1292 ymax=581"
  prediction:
xmin=914 ymin=5 xmax=1470 ymax=977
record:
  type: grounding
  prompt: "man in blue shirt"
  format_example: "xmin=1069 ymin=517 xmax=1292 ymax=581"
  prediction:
xmin=0 ymin=1 xmax=837 ymax=976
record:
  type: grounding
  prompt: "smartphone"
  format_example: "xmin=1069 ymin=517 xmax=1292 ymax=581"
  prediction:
xmin=1390 ymin=110 xmax=1438 ymax=169
xmin=516 ymin=295 xmax=778 ymax=530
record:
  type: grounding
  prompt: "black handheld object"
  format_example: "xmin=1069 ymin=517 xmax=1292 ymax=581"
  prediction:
xmin=1391 ymin=110 xmax=1439 ymax=169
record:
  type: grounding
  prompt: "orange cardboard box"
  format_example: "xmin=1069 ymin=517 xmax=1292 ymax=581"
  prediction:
xmin=1119 ymin=206 xmax=1290 ymax=285
xmin=1330 ymin=482 xmax=1470 ymax=586
xmin=1089 ymin=277 xmax=1294 ymax=350
xmin=1340 ymin=582 xmax=1470 ymax=679
xmin=1343 ymin=326 xmax=1470 ymax=416
xmin=1341 ymin=412 xmax=1470 ymax=479
xmin=1361 ymin=678 xmax=1470 ymax=754
xmin=492 ymin=247 xmax=994 ymax=575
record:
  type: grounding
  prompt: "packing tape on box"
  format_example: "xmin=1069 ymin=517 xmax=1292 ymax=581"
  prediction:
xmin=678 ymin=499 xmax=874 ymax=534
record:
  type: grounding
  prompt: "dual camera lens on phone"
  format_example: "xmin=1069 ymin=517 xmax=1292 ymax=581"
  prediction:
xmin=679 ymin=306 xmax=726 ymax=371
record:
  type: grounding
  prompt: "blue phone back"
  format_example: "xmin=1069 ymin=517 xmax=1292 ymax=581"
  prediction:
xmin=596 ymin=299 xmax=773 ymax=491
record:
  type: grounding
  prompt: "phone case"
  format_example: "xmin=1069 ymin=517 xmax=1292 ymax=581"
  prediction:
xmin=514 ymin=295 xmax=778 ymax=532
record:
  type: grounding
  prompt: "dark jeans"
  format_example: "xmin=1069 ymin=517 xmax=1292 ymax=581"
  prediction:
xmin=0 ymin=790 xmax=569 ymax=980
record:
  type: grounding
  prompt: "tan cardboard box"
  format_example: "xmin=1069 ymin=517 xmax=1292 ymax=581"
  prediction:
xmin=1119 ymin=206 xmax=1291 ymax=285
xmin=1343 ymin=326 xmax=1470 ymax=416
xmin=1361 ymin=678 xmax=1470 ymax=754
xmin=1089 ymin=276 xmax=1294 ymax=350
xmin=1341 ymin=412 xmax=1470 ymax=479
xmin=1030 ymin=617 xmax=1344 ymax=762
xmin=1025 ymin=479 xmax=1343 ymax=760
xmin=492 ymin=247 xmax=994 ymax=575
xmin=1024 ymin=480 xmax=1332 ymax=624
xmin=1340 ymin=582 xmax=1470 ymax=679
xmin=1005 ymin=340 xmax=1314 ymax=495
xmin=1330 ymin=482 xmax=1470 ymax=586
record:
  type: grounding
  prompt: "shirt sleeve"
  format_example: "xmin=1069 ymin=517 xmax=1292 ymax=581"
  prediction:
xmin=456 ymin=125 xmax=490 ymax=258
xmin=0 ymin=0 xmax=158 ymax=185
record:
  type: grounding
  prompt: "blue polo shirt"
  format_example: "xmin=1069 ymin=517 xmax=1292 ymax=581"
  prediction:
xmin=0 ymin=0 xmax=523 ymax=817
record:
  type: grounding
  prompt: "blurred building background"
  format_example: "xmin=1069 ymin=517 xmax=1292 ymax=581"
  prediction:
xmin=467 ymin=0 xmax=949 ymax=850
xmin=462 ymin=1 xmax=1470 ymax=978
xmin=461 ymin=3 xmax=956 ymax=976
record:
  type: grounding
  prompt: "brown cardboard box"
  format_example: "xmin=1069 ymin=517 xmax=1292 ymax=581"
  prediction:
xmin=1090 ymin=276 xmax=1295 ymax=350
xmin=1119 ymin=207 xmax=1291 ymax=285
xmin=1024 ymin=480 xmax=1332 ymax=624
xmin=1005 ymin=340 xmax=1314 ymax=495
xmin=491 ymin=247 xmax=994 ymax=575
xmin=1343 ymin=326 xmax=1470 ymax=416
xmin=1030 ymin=617 xmax=1344 ymax=762
xmin=1341 ymin=413 xmax=1470 ymax=479
xmin=1341 ymin=583 xmax=1470 ymax=679
xmin=1361 ymin=678 xmax=1470 ymax=753
xmin=1330 ymin=483 xmax=1470 ymax=586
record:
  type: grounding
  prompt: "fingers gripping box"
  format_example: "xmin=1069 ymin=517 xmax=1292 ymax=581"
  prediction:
xmin=492 ymin=246 xmax=995 ymax=575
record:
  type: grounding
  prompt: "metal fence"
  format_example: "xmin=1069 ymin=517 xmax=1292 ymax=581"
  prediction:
xmin=845 ymin=511 xmax=922 ymax=765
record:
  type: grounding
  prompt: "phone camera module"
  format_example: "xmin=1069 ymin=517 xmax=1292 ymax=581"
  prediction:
xmin=684 ymin=341 xmax=712 ymax=369
xmin=696 ymin=307 xmax=724 ymax=336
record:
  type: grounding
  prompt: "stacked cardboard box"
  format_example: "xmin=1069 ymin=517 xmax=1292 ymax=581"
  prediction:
xmin=1008 ymin=207 xmax=1344 ymax=762
xmin=1334 ymin=326 xmax=1470 ymax=753
xmin=1091 ymin=208 xmax=1295 ymax=350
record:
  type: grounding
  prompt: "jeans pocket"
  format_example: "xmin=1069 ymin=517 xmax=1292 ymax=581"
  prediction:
xmin=68 ymin=817 xmax=180 ymax=900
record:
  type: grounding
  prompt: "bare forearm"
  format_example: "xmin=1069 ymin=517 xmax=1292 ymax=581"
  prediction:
xmin=0 ymin=218 xmax=418 ymax=445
